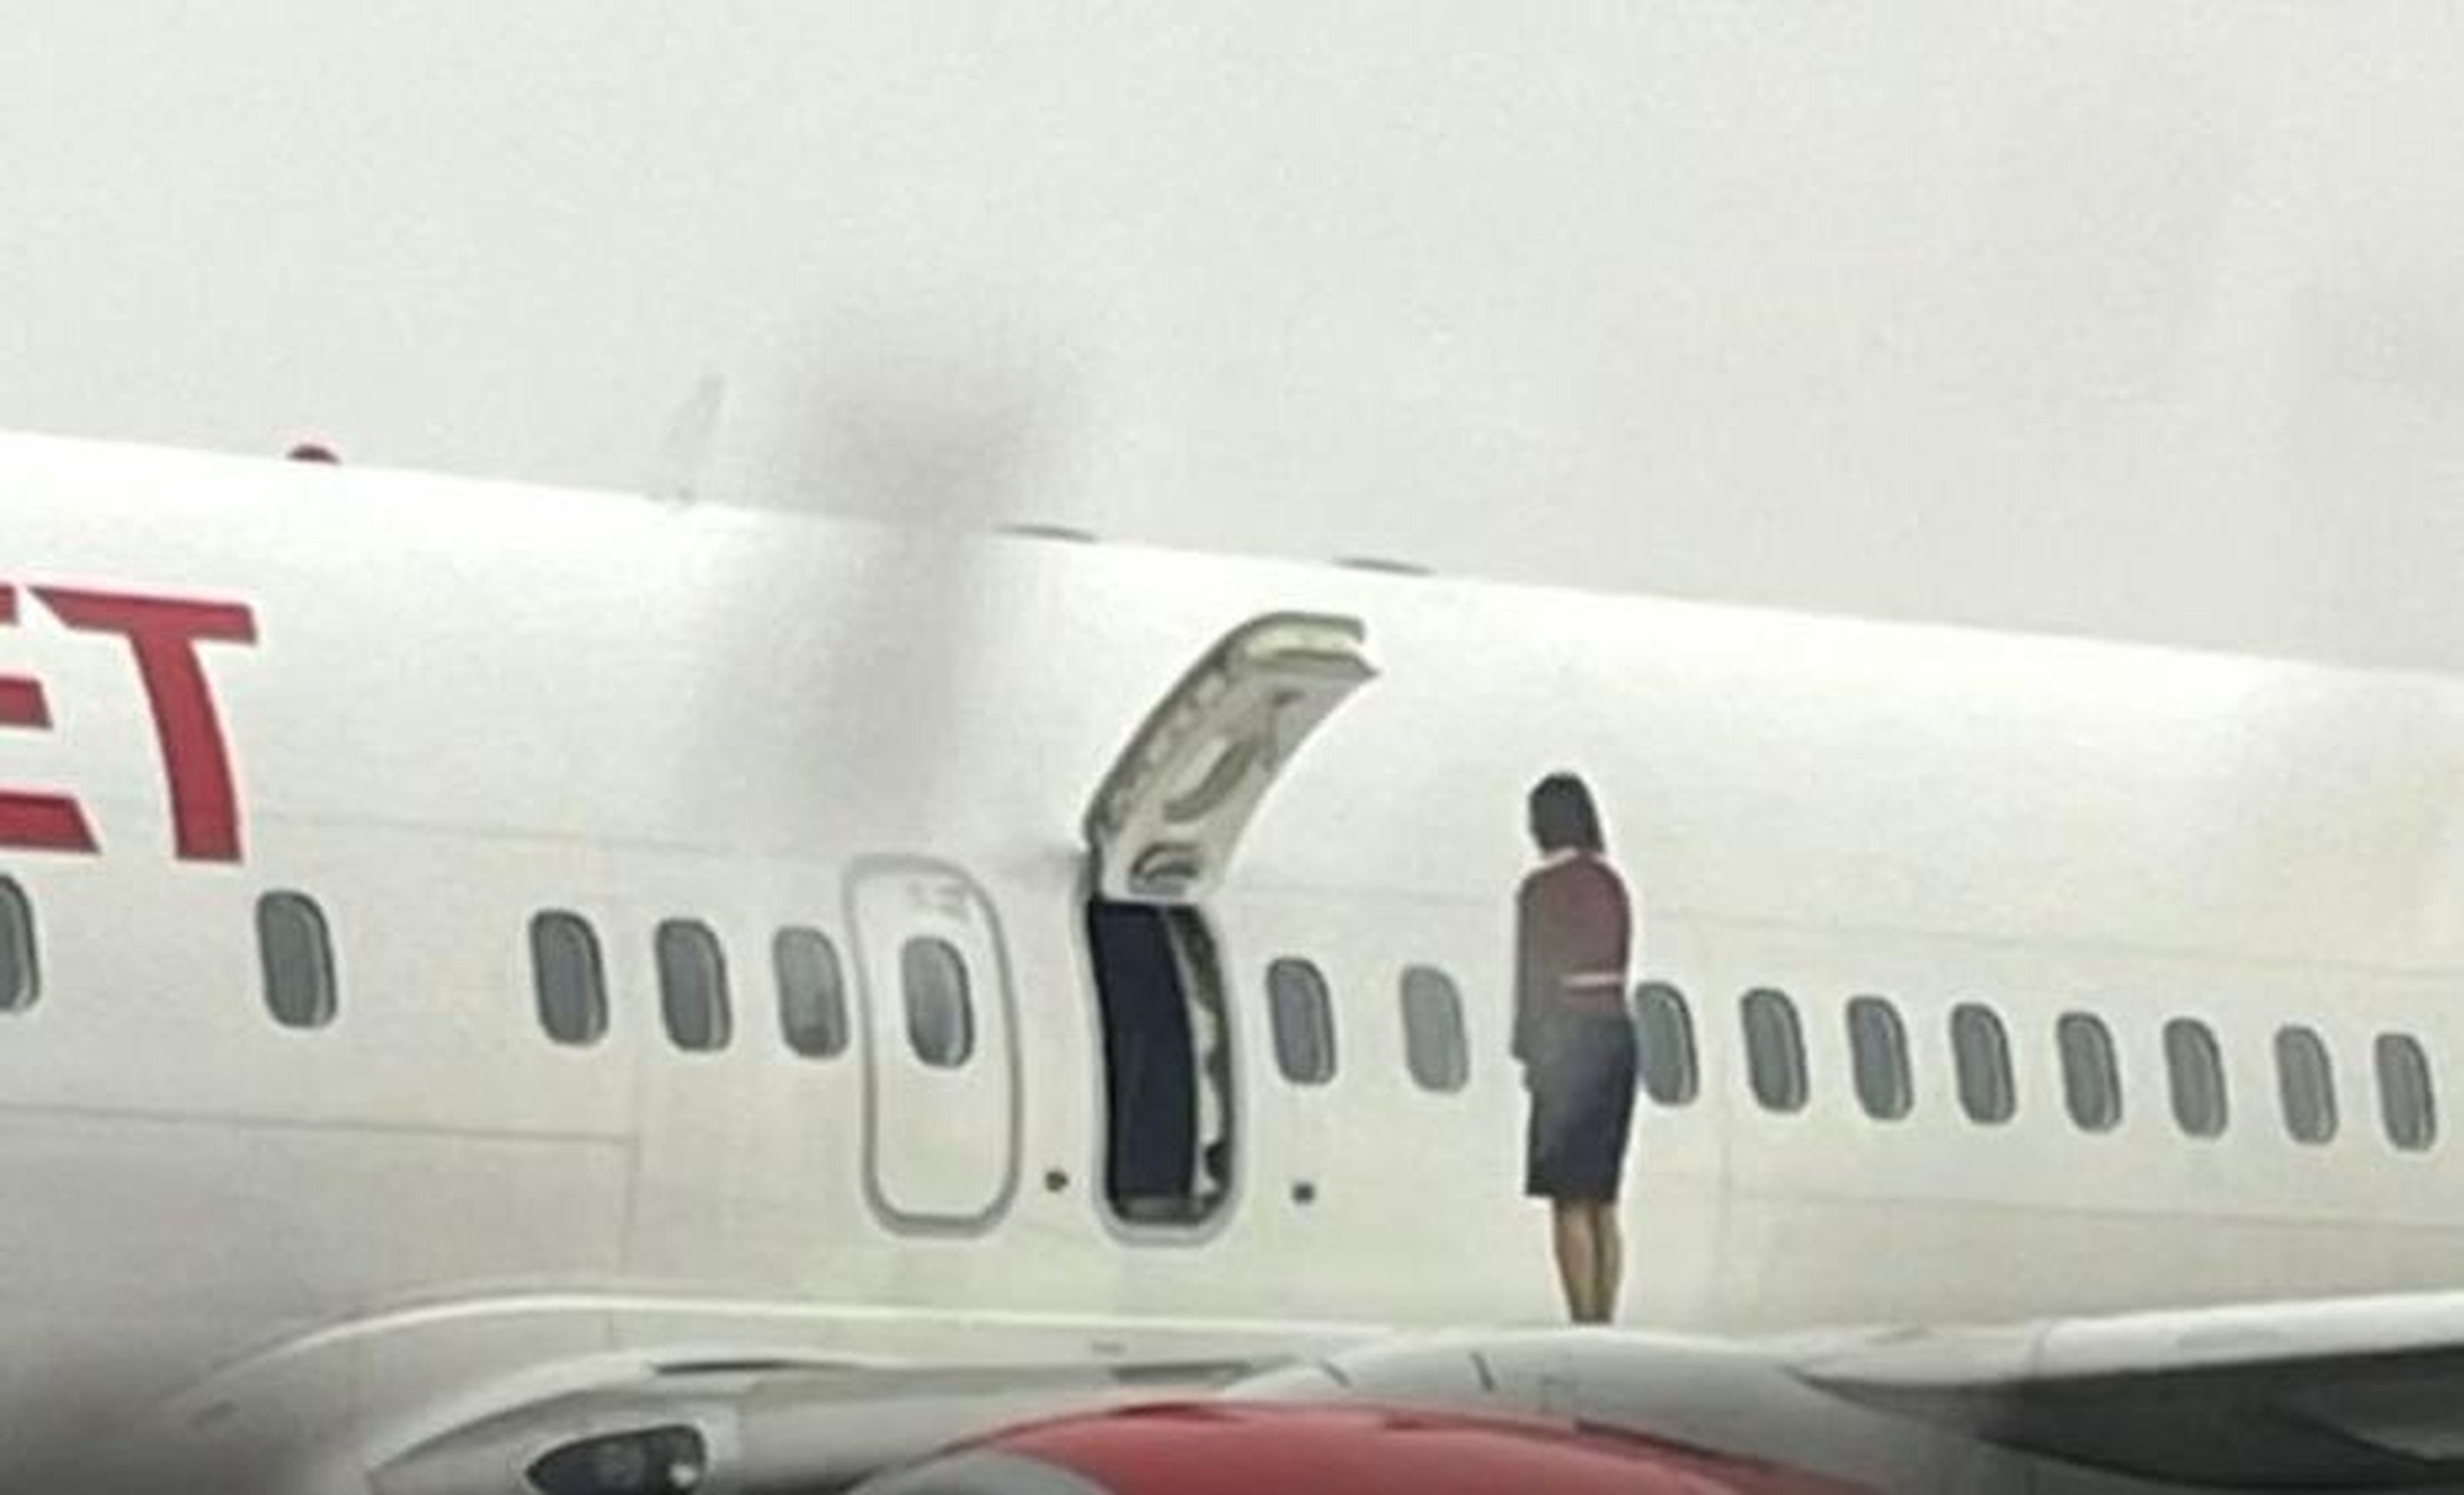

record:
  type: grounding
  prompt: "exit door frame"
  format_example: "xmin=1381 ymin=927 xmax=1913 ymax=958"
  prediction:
xmin=845 ymin=853 xmax=1025 ymax=1237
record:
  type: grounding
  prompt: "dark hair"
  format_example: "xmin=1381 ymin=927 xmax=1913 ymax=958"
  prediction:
xmin=1528 ymin=773 xmax=1604 ymax=855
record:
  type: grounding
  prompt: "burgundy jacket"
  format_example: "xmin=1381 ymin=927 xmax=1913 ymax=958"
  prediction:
xmin=1513 ymin=851 xmax=1632 ymax=1066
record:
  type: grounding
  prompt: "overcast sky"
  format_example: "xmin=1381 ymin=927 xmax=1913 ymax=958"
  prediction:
xmin=5 ymin=4 xmax=2463 ymax=671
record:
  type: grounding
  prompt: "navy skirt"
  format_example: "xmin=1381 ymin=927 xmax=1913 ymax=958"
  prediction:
xmin=1524 ymin=1012 xmax=1639 ymax=1201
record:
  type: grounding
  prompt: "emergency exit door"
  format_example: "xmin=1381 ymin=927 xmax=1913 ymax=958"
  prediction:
xmin=1081 ymin=612 xmax=1374 ymax=1231
xmin=848 ymin=857 xmax=1021 ymax=1233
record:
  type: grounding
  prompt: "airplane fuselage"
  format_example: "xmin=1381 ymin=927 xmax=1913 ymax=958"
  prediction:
xmin=8 ymin=432 xmax=2464 ymax=1489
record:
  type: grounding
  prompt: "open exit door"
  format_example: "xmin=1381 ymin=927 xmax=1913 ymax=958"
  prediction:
xmin=1081 ymin=613 xmax=1374 ymax=1231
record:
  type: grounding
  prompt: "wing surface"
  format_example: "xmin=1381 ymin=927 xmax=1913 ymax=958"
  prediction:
xmin=1797 ymin=1291 xmax=2464 ymax=1489
xmin=368 ymin=1357 xmax=1264 ymax=1495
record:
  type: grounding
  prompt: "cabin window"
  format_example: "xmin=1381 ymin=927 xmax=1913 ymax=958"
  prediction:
xmin=2057 ymin=1012 xmax=2121 ymax=1132
xmin=1632 ymin=982 xmax=1699 ymax=1106
xmin=1267 ymin=958 xmax=1336 ymax=1085
xmin=530 ymin=911 xmax=608 ymax=1045
xmin=1845 ymin=995 xmax=1912 ymax=1121
xmin=1399 ymin=965 xmax=1469 ymax=1093
xmin=1741 ymin=988 xmax=1807 ymax=1113
xmin=901 ymin=935 xmax=975 ymax=1068
xmin=655 ymin=919 xmax=731 ymax=1052
xmin=774 ymin=927 xmax=848 ymax=1059
xmin=2276 ymin=1025 xmax=2338 ymax=1144
xmin=2376 ymin=1033 xmax=2437 ymax=1153
xmin=2163 ymin=1017 xmax=2228 ymax=1138
xmin=1950 ymin=1003 xmax=2015 ymax=1124
xmin=256 ymin=891 xmax=337 ymax=1029
xmin=0 ymin=877 xmax=35 ymax=1013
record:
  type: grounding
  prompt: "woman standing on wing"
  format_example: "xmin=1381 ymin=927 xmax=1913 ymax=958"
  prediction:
xmin=1513 ymin=773 xmax=1639 ymax=1325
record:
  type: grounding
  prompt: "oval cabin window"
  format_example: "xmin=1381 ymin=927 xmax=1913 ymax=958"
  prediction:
xmin=1398 ymin=965 xmax=1468 ymax=1094
xmin=2163 ymin=1017 xmax=2228 ymax=1139
xmin=2376 ymin=1033 xmax=2436 ymax=1153
xmin=2276 ymin=1026 xmax=2338 ymax=1145
xmin=655 ymin=920 xmax=731 ymax=1052
xmin=776 ymin=927 xmax=850 ymax=1059
xmin=1950 ymin=1003 xmax=2015 ymax=1124
xmin=256 ymin=891 xmax=337 ymax=1030
xmin=901 ymin=936 xmax=975 ymax=1068
xmin=1632 ymin=982 xmax=1698 ymax=1106
xmin=1845 ymin=995 xmax=1912 ymax=1121
xmin=530 ymin=911 xmax=608 ymax=1046
xmin=1740 ymin=988 xmax=1807 ymax=1113
xmin=1267 ymin=958 xmax=1336 ymax=1085
xmin=2057 ymin=1012 xmax=2122 ymax=1133
xmin=0 ymin=878 xmax=36 ymax=1014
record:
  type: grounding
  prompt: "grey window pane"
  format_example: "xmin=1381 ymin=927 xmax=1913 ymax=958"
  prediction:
xmin=257 ymin=891 xmax=336 ymax=1029
xmin=2376 ymin=1033 xmax=2437 ymax=1153
xmin=1632 ymin=982 xmax=1698 ymax=1106
xmin=1399 ymin=965 xmax=1468 ymax=1093
xmin=1951 ymin=1003 xmax=2015 ymax=1124
xmin=530 ymin=911 xmax=607 ymax=1046
xmin=776 ymin=926 xmax=849 ymax=1059
xmin=655 ymin=919 xmax=731 ymax=1052
xmin=1741 ymin=988 xmax=1807 ymax=1113
xmin=1846 ymin=995 xmax=1912 ymax=1121
xmin=0 ymin=877 xmax=35 ymax=1013
xmin=901 ymin=936 xmax=975 ymax=1068
xmin=2163 ymin=1018 xmax=2228 ymax=1139
xmin=1267 ymin=958 xmax=1336 ymax=1085
xmin=2276 ymin=1026 xmax=2337 ymax=1144
xmin=2057 ymin=1012 xmax=2121 ymax=1132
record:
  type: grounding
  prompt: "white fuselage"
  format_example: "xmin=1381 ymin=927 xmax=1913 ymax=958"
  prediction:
xmin=7 ymin=431 xmax=2464 ymax=1487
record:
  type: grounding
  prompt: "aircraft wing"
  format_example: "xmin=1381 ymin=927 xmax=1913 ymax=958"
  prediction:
xmin=363 ymin=1356 xmax=1265 ymax=1495
xmin=350 ymin=1293 xmax=2464 ymax=1493
xmin=1231 ymin=1292 xmax=2464 ymax=1493
xmin=1793 ymin=1290 xmax=2464 ymax=1489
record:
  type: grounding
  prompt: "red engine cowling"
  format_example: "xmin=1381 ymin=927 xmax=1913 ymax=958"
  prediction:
xmin=859 ymin=1401 xmax=1879 ymax=1495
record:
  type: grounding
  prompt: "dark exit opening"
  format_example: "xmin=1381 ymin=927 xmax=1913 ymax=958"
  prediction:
xmin=1084 ymin=897 xmax=1233 ymax=1228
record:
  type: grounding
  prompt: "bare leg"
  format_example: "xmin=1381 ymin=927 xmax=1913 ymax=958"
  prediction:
xmin=1591 ymin=1202 xmax=1624 ymax=1324
xmin=1549 ymin=1202 xmax=1598 ymax=1323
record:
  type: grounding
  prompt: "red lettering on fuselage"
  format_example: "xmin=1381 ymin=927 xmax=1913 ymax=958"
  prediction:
xmin=0 ymin=586 xmax=100 ymax=853
xmin=0 ymin=583 xmax=255 ymax=862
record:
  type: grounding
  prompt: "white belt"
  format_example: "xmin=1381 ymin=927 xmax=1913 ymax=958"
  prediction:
xmin=1560 ymin=972 xmax=1624 ymax=989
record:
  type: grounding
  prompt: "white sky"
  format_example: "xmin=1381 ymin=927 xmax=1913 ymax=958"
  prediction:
xmin=4 ymin=4 xmax=2463 ymax=671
